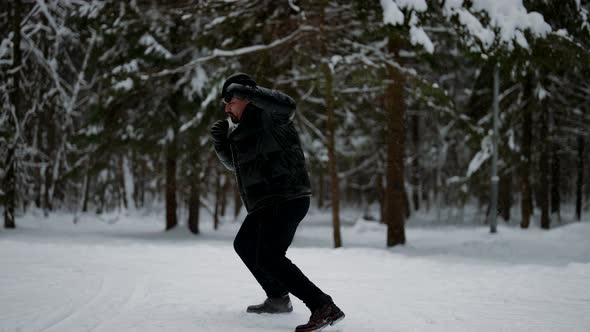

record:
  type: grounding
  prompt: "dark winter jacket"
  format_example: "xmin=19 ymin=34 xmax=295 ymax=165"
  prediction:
xmin=214 ymin=87 xmax=311 ymax=213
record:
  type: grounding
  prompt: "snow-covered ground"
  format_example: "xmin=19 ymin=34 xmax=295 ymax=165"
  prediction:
xmin=1 ymin=208 xmax=589 ymax=332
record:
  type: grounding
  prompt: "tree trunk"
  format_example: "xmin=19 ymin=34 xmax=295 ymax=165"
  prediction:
xmin=136 ymin=158 xmax=145 ymax=209
xmin=539 ymin=104 xmax=550 ymax=230
xmin=576 ymin=136 xmax=584 ymax=221
xmin=43 ymin=107 xmax=56 ymax=215
xmin=3 ymin=148 xmax=16 ymax=229
xmin=520 ymin=76 xmax=533 ymax=229
xmin=317 ymin=166 xmax=325 ymax=209
xmin=499 ymin=174 xmax=511 ymax=222
xmin=214 ymin=167 xmax=221 ymax=230
xmin=165 ymin=140 xmax=178 ymax=231
xmin=319 ymin=1 xmax=342 ymax=248
xmin=324 ymin=66 xmax=342 ymax=248
xmin=234 ymin=185 xmax=242 ymax=219
xmin=188 ymin=176 xmax=200 ymax=234
xmin=384 ymin=35 xmax=406 ymax=247
xmin=34 ymin=121 xmax=42 ymax=209
xmin=411 ymin=114 xmax=420 ymax=211
xmin=403 ymin=188 xmax=411 ymax=219
xmin=82 ymin=164 xmax=91 ymax=212
xmin=422 ymin=174 xmax=430 ymax=212
xmin=220 ymin=174 xmax=229 ymax=218
xmin=4 ymin=0 xmax=22 ymax=229
xmin=550 ymin=131 xmax=560 ymax=222
xmin=121 ymin=155 xmax=135 ymax=211
xmin=377 ymin=172 xmax=385 ymax=224
xmin=489 ymin=63 xmax=500 ymax=233
xmin=119 ymin=155 xmax=128 ymax=210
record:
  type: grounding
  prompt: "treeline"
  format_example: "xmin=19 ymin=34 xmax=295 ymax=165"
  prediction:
xmin=1 ymin=1 xmax=589 ymax=246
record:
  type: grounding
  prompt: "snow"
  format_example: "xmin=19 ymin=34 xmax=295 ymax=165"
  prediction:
xmin=1 ymin=208 xmax=589 ymax=332
xmin=288 ymin=0 xmax=301 ymax=13
xmin=444 ymin=0 xmax=552 ymax=51
xmin=536 ymin=85 xmax=548 ymax=100
xmin=206 ymin=17 xmax=227 ymax=29
xmin=409 ymin=26 xmax=434 ymax=53
xmin=380 ymin=0 xmax=405 ymax=26
xmin=471 ymin=0 xmax=552 ymax=40
xmin=112 ymin=60 xmax=139 ymax=74
xmin=380 ymin=0 xmax=433 ymax=53
xmin=185 ymin=66 xmax=207 ymax=100
xmin=555 ymin=29 xmax=570 ymax=37
xmin=0 ymin=37 xmax=11 ymax=61
xmin=113 ymin=78 xmax=134 ymax=91
xmin=139 ymin=34 xmax=173 ymax=59
xmin=381 ymin=0 xmax=553 ymax=53
xmin=77 ymin=1 xmax=106 ymax=19
xmin=122 ymin=156 xmax=136 ymax=211
xmin=467 ymin=135 xmax=492 ymax=177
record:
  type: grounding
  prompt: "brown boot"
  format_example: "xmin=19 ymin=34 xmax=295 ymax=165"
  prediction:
xmin=295 ymin=302 xmax=345 ymax=332
xmin=246 ymin=294 xmax=293 ymax=314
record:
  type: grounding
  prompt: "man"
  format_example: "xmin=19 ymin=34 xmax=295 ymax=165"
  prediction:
xmin=210 ymin=73 xmax=345 ymax=332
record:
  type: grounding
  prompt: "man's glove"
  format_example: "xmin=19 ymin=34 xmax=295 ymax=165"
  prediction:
xmin=224 ymin=83 xmax=256 ymax=102
xmin=210 ymin=120 xmax=229 ymax=149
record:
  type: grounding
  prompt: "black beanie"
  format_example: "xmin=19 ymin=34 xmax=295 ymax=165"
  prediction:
xmin=221 ymin=73 xmax=257 ymax=99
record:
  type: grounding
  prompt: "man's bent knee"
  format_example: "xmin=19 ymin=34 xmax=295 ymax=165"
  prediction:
xmin=233 ymin=235 xmax=254 ymax=262
xmin=233 ymin=236 xmax=243 ymax=256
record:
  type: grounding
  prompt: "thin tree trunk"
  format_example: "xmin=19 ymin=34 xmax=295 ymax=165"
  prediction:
xmin=4 ymin=0 xmax=22 ymax=229
xmin=137 ymin=158 xmax=145 ymax=208
xmin=188 ymin=175 xmax=200 ymax=234
xmin=34 ymin=121 xmax=42 ymax=208
xmin=499 ymin=174 xmax=511 ymax=222
xmin=43 ymin=107 xmax=56 ymax=215
xmin=319 ymin=0 xmax=341 ymax=248
xmin=121 ymin=155 xmax=135 ymax=211
xmin=411 ymin=114 xmax=420 ymax=211
xmin=4 ymin=148 xmax=16 ymax=229
xmin=214 ymin=167 xmax=221 ymax=230
xmin=234 ymin=185 xmax=242 ymax=219
xmin=384 ymin=35 xmax=406 ymax=247
xmin=489 ymin=63 xmax=500 ymax=233
xmin=220 ymin=174 xmax=229 ymax=218
xmin=403 ymin=188 xmax=411 ymax=219
xmin=119 ymin=155 xmax=128 ymax=210
xmin=324 ymin=66 xmax=342 ymax=248
xmin=82 ymin=164 xmax=91 ymax=212
xmin=539 ymin=104 xmax=550 ymax=230
xmin=550 ymin=129 xmax=560 ymax=222
xmin=422 ymin=174 xmax=430 ymax=212
xmin=576 ymin=136 xmax=584 ymax=221
xmin=165 ymin=141 xmax=178 ymax=230
xmin=520 ymin=76 xmax=533 ymax=229
xmin=318 ymin=166 xmax=325 ymax=209
xmin=377 ymin=172 xmax=385 ymax=224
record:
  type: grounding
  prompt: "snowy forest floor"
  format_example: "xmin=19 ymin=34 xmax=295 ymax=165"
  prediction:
xmin=1 ymin=208 xmax=590 ymax=332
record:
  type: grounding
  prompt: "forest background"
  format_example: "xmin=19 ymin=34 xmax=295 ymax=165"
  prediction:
xmin=1 ymin=0 xmax=589 ymax=248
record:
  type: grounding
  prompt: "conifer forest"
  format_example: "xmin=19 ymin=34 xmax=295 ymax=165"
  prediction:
xmin=1 ymin=1 xmax=589 ymax=248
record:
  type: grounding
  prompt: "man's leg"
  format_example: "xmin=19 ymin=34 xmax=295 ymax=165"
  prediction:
xmin=233 ymin=210 xmax=288 ymax=298
xmin=256 ymin=196 xmax=333 ymax=312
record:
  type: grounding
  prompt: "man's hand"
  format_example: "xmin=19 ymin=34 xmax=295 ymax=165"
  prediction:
xmin=210 ymin=120 xmax=229 ymax=148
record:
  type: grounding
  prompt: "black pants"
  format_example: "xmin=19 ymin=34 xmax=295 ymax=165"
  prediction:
xmin=233 ymin=196 xmax=332 ymax=311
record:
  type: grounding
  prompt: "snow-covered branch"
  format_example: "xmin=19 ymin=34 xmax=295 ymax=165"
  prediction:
xmin=148 ymin=25 xmax=317 ymax=78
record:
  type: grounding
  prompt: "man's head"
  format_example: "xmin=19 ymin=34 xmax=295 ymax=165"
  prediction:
xmin=224 ymin=96 xmax=250 ymax=124
xmin=221 ymin=73 xmax=256 ymax=123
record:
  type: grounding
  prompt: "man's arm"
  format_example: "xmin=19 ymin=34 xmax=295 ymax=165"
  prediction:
xmin=210 ymin=120 xmax=235 ymax=171
xmin=214 ymin=142 xmax=235 ymax=171
xmin=226 ymin=84 xmax=296 ymax=124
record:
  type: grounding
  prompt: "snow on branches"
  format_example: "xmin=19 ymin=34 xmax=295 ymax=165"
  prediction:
xmin=380 ymin=0 xmax=553 ymax=54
